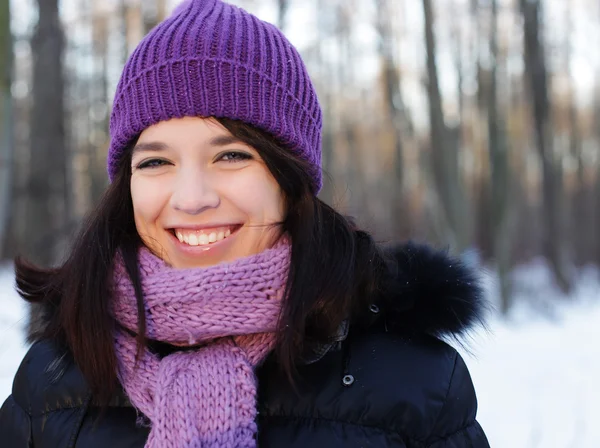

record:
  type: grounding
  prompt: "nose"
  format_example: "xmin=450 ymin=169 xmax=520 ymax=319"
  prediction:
xmin=170 ymin=170 xmax=220 ymax=215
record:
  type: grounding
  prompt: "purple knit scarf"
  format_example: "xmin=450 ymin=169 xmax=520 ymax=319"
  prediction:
xmin=111 ymin=239 xmax=290 ymax=448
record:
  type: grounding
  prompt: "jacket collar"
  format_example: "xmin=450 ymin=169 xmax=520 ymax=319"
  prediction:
xmin=377 ymin=241 xmax=488 ymax=338
xmin=302 ymin=319 xmax=349 ymax=365
xmin=302 ymin=241 xmax=489 ymax=363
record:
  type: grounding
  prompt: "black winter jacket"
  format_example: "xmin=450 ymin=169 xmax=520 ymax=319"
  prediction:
xmin=1 ymin=243 xmax=490 ymax=447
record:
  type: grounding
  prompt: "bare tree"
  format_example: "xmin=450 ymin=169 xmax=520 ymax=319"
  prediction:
xmin=337 ymin=1 xmax=366 ymax=210
xmin=487 ymin=0 xmax=513 ymax=312
xmin=315 ymin=0 xmax=335 ymax=204
xmin=450 ymin=0 xmax=465 ymax=124
xmin=143 ymin=0 xmax=168 ymax=34
xmin=596 ymin=4 xmax=600 ymax=265
xmin=374 ymin=0 xmax=413 ymax=238
xmin=596 ymin=92 xmax=600 ymax=265
xmin=564 ymin=3 xmax=583 ymax=188
xmin=120 ymin=0 xmax=130 ymax=65
xmin=564 ymin=0 xmax=587 ymax=264
xmin=90 ymin=7 xmax=110 ymax=203
xmin=276 ymin=0 xmax=289 ymax=31
xmin=0 ymin=0 xmax=13 ymax=259
xmin=26 ymin=0 xmax=68 ymax=265
xmin=520 ymin=0 xmax=573 ymax=293
xmin=157 ymin=0 xmax=168 ymax=21
xmin=422 ymin=0 xmax=471 ymax=251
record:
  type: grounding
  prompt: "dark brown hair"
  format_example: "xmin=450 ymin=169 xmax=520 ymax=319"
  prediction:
xmin=15 ymin=118 xmax=389 ymax=405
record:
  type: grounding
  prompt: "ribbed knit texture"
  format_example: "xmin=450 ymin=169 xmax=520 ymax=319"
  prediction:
xmin=108 ymin=0 xmax=323 ymax=192
xmin=112 ymin=239 xmax=290 ymax=448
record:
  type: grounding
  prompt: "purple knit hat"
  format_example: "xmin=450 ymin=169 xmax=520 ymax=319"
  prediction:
xmin=108 ymin=0 xmax=323 ymax=193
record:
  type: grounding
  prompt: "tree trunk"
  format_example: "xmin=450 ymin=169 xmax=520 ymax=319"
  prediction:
xmin=315 ymin=0 xmax=334 ymax=205
xmin=488 ymin=0 xmax=513 ymax=313
xmin=564 ymin=0 xmax=586 ymax=265
xmin=338 ymin=3 xmax=365 ymax=211
xmin=0 ymin=0 xmax=13 ymax=259
xmin=90 ymin=11 xmax=109 ymax=204
xmin=451 ymin=0 xmax=465 ymax=124
xmin=520 ymin=0 xmax=573 ymax=293
xmin=143 ymin=0 xmax=167 ymax=34
xmin=597 ymin=114 xmax=600 ymax=266
xmin=120 ymin=0 xmax=130 ymax=65
xmin=157 ymin=0 xmax=168 ymax=22
xmin=374 ymin=0 xmax=413 ymax=238
xmin=596 ymin=85 xmax=600 ymax=265
xmin=276 ymin=0 xmax=289 ymax=31
xmin=422 ymin=0 xmax=471 ymax=251
xmin=27 ymin=0 xmax=68 ymax=266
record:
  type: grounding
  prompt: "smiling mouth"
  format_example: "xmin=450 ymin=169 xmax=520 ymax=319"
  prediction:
xmin=169 ymin=225 xmax=241 ymax=247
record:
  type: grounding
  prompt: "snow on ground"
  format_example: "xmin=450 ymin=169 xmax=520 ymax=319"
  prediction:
xmin=0 ymin=264 xmax=29 ymax=404
xmin=463 ymin=262 xmax=600 ymax=448
xmin=0 ymin=260 xmax=599 ymax=447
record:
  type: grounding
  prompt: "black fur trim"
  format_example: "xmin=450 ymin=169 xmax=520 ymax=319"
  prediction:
xmin=379 ymin=242 xmax=488 ymax=338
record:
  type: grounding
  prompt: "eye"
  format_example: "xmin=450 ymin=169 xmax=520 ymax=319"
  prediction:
xmin=217 ymin=151 xmax=253 ymax=163
xmin=136 ymin=158 xmax=170 ymax=169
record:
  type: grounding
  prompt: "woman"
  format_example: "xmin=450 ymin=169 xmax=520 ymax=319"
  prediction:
xmin=0 ymin=0 xmax=490 ymax=446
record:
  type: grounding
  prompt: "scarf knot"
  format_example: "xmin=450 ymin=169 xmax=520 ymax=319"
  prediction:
xmin=112 ymin=240 xmax=290 ymax=448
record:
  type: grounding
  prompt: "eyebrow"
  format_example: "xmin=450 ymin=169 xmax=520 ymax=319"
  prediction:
xmin=132 ymin=141 xmax=170 ymax=154
xmin=132 ymin=135 xmax=244 ymax=154
xmin=209 ymin=135 xmax=244 ymax=147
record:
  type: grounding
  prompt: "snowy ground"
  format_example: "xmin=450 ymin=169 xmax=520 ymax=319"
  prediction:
xmin=0 ymin=260 xmax=599 ymax=447
xmin=0 ymin=265 xmax=29 ymax=404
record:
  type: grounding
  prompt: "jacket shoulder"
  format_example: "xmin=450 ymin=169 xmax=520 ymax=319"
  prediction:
xmin=11 ymin=338 xmax=90 ymax=416
xmin=352 ymin=240 xmax=489 ymax=443
xmin=258 ymin=331 xmax=488 ymax=446
xmin=347 ymin=330 xmax=486 ymax=443
xmin=259 ymin=241 xmax=490 ymax=444
xmin=6 ymin=340 xmax=148 ymax=448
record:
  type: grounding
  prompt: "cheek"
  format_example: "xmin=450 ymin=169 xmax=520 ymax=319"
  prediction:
xmin=130 ymin=177 xmax=167 ymax=228
xmin=229 ymin=170 xmax=284 ymax=220
xmin=272 ymin=186 xmax=286 ymax=220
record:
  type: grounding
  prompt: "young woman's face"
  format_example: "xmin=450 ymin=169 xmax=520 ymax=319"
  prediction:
xmin=130 ymin=117 xmax=285 ymax=269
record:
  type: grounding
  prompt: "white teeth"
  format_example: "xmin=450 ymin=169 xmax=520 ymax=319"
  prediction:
xmin=174 ymin=227 xmax=236 ymax=246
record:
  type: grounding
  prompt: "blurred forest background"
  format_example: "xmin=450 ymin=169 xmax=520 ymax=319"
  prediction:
xmin=0 ymin=0 xmax=599 ymax=313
